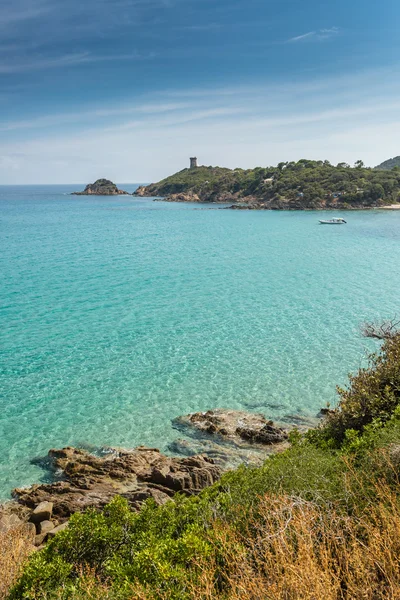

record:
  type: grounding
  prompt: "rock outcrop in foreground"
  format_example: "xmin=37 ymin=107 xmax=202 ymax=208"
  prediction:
xmin=72 ymin=179 xmax=129 ymax=196
xmin=1 ymin=409 xmax=315 ymax=547
xmin=13 ymin=447 xmax=221 ymax=522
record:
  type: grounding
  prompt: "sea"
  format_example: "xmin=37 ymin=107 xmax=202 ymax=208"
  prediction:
xmin=0 ymin=184 xmax=399 ymax=499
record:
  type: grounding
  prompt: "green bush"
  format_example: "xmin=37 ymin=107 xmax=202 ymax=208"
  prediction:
xmin=10 ymin=494 xmax=219 ymax=599
xmin=308 ymin=333 xmax=400 ymax=448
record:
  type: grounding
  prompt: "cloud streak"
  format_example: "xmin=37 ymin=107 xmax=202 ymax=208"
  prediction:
xmin=287 ymin=27 xmax=339 ymax=43
xmin=0 ymin=0 xmax=54 ymax=26
xmin=0 ymin=102 xmax=192 ymax=132
xmin=0 ymin=51 xmax=155 ymax=74
xmin=1 ymin=66 xmax=400 ymax=184
xmin=2 ymin=67 xmax=400 ymax=134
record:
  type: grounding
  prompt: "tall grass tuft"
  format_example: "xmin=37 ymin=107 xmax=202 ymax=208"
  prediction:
xmin=190 ymin=482 xmax=400 ymax=600
xmin=0 ymin=527 xmax=34 ymax=600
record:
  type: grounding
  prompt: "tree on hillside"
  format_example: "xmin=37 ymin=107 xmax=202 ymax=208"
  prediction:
xmin=364 ymin=183 xmax=384 ymax=200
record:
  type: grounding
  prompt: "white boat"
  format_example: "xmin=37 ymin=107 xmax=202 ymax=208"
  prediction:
xmin=319 ymin=218 xmax=347 ymax=224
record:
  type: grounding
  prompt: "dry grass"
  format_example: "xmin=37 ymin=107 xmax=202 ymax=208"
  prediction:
xmin=0 ymin=527 xmax=35 ymax=600
xmin=188 ymin=486 xmax=400 ymax=600
xmin=6 ymin=452 xmax=400 ymax=600
xmin=29 ymin=486 xmax=400 ymax=600
xmin=6 ymin=489 xmax=400 ymax=600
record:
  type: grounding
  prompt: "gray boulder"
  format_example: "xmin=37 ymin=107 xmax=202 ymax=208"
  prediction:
xmin=30 ymin=501 xmax=53 ymax=524
xmin=47 ymin=521 xmax=69 ymax=538
xmin=39 ymin=520 xmax=55 ymax=535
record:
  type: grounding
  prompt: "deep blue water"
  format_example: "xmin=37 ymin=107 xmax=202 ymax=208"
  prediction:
xmin=0 ymin=184 xmax=399 ymax=499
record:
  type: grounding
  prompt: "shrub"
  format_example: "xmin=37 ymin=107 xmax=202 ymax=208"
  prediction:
xmin=308 ymin=333 xmax=400 ymax=448
xmin=9 ymin=495 xmax=217 ymax=600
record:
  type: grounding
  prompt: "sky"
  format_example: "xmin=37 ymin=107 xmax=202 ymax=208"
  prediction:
xmin=0 ymin=0 xmax=400 ymax=183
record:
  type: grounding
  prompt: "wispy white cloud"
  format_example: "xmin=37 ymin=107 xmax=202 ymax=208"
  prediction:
xmin=0 ymin=51 xmax=155 ymax=74
xmin=1 ymin=67 xmax=400 ymax=183
xmin=2 ymin=67 xmax=400 ymax=134
xmin=318 ymin=27 xmax=340 ymax=40
xmin=287 ymin=27 xmax=339 ymax=43
xmin=0 ymin=0 xmax=54 ymax=27
xmin=288 ymin=31 xmax=316 ymax=43
xmin=180 ymin=22 xmax=222 ymax=31
xmin=0 ymin=102 xmax=192 ymax=132
xmin=102 ymin=107 xmax=246 ymax=133
xmin=96 ymin=102 xmax=191 ymax=117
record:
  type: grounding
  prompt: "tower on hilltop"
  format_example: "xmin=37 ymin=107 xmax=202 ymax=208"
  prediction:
xmin=190 ymin=157 xmax=198 ymax=169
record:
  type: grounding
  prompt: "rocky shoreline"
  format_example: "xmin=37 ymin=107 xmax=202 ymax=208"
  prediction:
xmin=70 ymin=179 xmax=392 ymax=210
xmin=136 ymin=188 xmax=385 ymax=210
xmin=0 ymin=409 xmax=318 ymax=549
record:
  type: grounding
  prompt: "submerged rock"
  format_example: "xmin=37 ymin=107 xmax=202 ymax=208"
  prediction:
xmin=172 ymin=409 xmax=291 ymax=469
xmin=175 ymin=408 xmax=289 ymax=445
xmin=168 ymin=437 xmax=271 ymax=469
xmin=13 ymin=446 xmax=221 ymax=521
xmin=72 ymin=179 xmax=129 ymax=196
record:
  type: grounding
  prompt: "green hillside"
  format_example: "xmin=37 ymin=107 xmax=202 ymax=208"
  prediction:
xmin=135 ymin=166 xmax=234 ymax=197
xmin=376 ymin=156 xmax=400 ymax=170
xmin=135 ymin=160 xmax=400 ymax=209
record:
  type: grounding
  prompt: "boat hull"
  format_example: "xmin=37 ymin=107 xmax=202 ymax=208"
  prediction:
xmin=319 ymin=220 xmax=346 ymax=224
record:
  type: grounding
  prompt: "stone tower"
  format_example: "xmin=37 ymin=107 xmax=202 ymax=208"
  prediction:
xmin=190 ymin=157 xmax=198 ymax=169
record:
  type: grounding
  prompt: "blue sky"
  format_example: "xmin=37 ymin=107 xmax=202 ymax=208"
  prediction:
xmin=0 ymin=0 xmax=399 ymax=183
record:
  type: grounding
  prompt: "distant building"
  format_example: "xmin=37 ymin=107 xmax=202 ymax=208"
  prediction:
xmin=190 ymin=157 xmax=198 ymax=169
xmin=263 ymin=178 xmax=274 ymax=184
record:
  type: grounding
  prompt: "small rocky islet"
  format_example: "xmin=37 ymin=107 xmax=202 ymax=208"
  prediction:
xmin=0 ymin=408 xmax=314 ymax=548
xmin=72 ymin=178 xmax=129 ymax=196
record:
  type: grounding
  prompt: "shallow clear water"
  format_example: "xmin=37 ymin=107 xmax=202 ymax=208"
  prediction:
xmin=1 ymin=185 xmax=399 ymax=499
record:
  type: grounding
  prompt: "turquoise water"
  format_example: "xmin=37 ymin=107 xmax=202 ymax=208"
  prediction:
xmin=1 ymin=185 xmax=399 ymax=499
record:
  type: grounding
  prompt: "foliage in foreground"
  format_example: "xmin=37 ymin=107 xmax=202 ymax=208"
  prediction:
xmin=8 ymin=334 xmax=400 ymax=600
xmin=308 ymin=332 xmax=400 ymax=448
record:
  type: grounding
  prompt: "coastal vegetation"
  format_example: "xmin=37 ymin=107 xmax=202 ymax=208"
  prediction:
xmin=4 ymin=329 xmax=400 ymax=599
xmin=135 ymin=160 xmax=400 ymax=209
